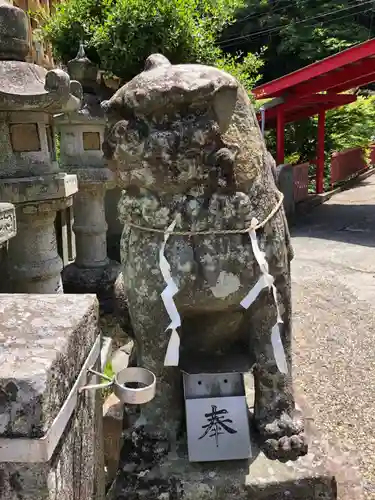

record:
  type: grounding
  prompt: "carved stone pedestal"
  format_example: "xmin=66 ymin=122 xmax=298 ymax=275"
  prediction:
xmin=108 ymin=388 xmax=363 ymax=500
xmin=61 ymin=177 xmax=121 ymax=312
xmin=0 ymin=294 xmax=105 ymax=500
xmin=0 ymin=1 xmax=81 ymax=293
xmin=55 ymin=45 xmax=122 ymax=313
xmin=109 ymin=444 xmax=337 ymax=500
xmin=0 ymin=202 xmax=16 ymax=247
xmin=0 ymin=174 xmax=78 ymax=293
xmin=0 ymin=203 xmax=16 ymax=292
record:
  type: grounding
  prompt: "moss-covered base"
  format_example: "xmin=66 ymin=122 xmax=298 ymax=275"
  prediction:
xmin=107 ymin=432 xmax=339 ymax=500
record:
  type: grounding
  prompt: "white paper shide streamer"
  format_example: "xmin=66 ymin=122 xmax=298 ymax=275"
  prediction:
xmin=159 ymin=215 xmax=287 ymax=372
xmin=240 ymin=218 xmax=288 ymax=374
xmin=159 ymin=219 xmax=181 ymax=366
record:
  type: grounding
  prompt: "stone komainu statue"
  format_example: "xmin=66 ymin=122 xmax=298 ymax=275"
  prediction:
xmin=102 ymin=54 xmax=307 ymax=462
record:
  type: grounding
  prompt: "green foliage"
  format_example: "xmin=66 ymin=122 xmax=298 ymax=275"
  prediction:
xmin=325 ymin=96 xmax=375 ymax=153
xmin=35 ymin=0 xmax=114 ymax=66
xmin=221 ymin=0 xmax=375 ymax=190
xmin=103 ymin=361 xmax=114 ymax=380
xmin=264 ymin=96 xmax=375 ymax=177
xmin=221 ymin=0 xmax=375 ymax=82
xmin=214 ymin=52 xmax=263 ymax=93
xmin=36 ymin=0 xmax=262 ymax=87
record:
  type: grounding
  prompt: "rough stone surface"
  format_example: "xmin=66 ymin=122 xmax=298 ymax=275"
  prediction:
xmin=0 ymin=202 xmax=16 ymax=246
xmin=6 ymin=203 xmax=70 ymax=293
xmin=56 ymin=44 xmax=121 ymax=312
xmin=110 ymin=441 xmax=335 ymax=500
xmin=276 ymin=164 xmax=295 ymax=217
xmin=0 ymin=294 xmax=104 ymax=500
xmin=0 ymin=1 xmax=81 ymax=293
xmin=291 ymin=173 xmax=375 ymax=500
xmin=103 ymin=394 xmax=124 ymax=489
xmin=109 ymin=383 xmax=362 ymax=500
xmin=102 ymin=54 xmax=305 ymax=463
xmin=0 ymin=0 xmax=29 ymax=61
xmin=60 ymin=179 xmax=120 ymax=311
xmin=0 ymin=173 xmax=78 ymax=203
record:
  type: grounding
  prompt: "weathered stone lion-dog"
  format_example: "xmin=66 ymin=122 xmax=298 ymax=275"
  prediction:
xmin=102 ymin=54 xmax=307 ymax=462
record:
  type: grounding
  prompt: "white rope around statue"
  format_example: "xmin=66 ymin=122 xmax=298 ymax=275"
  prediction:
xmin=240 ymin=217 xmax=288 ymax=374
xmin=153 ymin=191 xmax=288 ymax=369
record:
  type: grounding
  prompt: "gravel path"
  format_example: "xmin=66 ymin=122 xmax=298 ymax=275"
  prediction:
xmin=291 ymin=174 xmax=375 ymax=500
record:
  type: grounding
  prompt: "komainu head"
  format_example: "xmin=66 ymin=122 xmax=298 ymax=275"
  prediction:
xmin=101 ymin=54 xmax=246 ymax=194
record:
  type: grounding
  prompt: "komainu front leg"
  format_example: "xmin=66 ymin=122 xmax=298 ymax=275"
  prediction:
xmin=248 ymin=275 xmax=307 ymax=461
xmin=123 ymin=276 xmax=184 ymax=466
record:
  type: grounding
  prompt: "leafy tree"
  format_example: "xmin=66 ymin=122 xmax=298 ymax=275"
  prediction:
xmin=221 ymin=0 xmax=375 ymax=82
xmin=36 ymin=0 xmax=262 ymax=88
xmin=265 ymin=96 xmax=375 ymax=176
xmin=221 ymin=0 xmax=375 ymax=190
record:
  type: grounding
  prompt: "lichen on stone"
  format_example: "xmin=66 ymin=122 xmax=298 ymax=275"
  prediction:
xmin=102 ymin=54 xmax=307 ymax=465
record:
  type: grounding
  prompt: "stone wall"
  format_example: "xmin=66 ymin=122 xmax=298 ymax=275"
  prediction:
xmin=9 ymin=0 xmax=61 ymax=69
xmin=105 ymin=188 xmax=122 ymax=263
xmin=0 ymin=294 xmax=105 ymax=500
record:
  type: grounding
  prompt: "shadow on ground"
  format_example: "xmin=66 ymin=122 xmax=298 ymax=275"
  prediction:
xmin=291 ymin=201 xmax=375 ymax=249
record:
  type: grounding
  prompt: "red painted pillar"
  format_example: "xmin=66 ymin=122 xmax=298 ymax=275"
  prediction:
xmin=316 ymin=110 xmax=325 ymax=194
xmin=276 ymin=108 xmax=285 ymax=165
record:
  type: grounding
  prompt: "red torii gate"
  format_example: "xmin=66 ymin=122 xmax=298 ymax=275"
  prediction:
xmin=253 ymin=38 xmax=375 ymax=193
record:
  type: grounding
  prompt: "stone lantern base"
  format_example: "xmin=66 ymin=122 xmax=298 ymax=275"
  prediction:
xmin=107 ymin=389 xmax=363 ymax=500
xmin=62 ymin=258 xmax=122 ymax=314
xmin=0 ymin=202 xmax=16 ymax=246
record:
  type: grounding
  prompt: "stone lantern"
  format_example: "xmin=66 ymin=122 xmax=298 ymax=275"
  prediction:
xmin=0 ymin=203 xmax=16 ymax=248
xmin=54 ymin=44 xmax=121 ymax=312
xmin=0 ymin=0 xmax=82 ymax=293
xmin=0 ymin=203 xmax=16 ymax=290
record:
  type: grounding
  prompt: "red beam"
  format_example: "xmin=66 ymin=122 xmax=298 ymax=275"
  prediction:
xmin=253 ymin=38 xmax=375 ymax=99
xmin=266 ymin=106 xmax=322 ymax=127
xmin=262 ymin=93 xmax=356 ymax=122
xmin=261 ymin=95 xmax=357 ymax=128
xmin=290 ymin=57 xmax=375 ymax=97
xmin=293 ymin=93 xmax=357 ymax=106
xmin=329 ymin=71 xmax=375 ymax=93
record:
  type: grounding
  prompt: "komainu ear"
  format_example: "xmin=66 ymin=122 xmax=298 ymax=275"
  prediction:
xmin=212 ymin=86 xmax=238 ymax=133
xmin=144 ymin=54 xmax=172 ymax=71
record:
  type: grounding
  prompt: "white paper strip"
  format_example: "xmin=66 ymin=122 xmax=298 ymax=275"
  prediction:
xmin=271 ymin=282 xmax=283 ymax=324
xmin=164 ymin=329 xmax=180 ymax=367
xmin=240 ymin=274 xmax=270 ymax=310
xmin=159 ymin=218 xmax=182 ymax=366
xmin=248 ymin=218 xmax=269 ymax=274
xmin=271 ymin=323 xmax=288 ymax=374
xmin=241 ymin=218 xmax=288 ymax=374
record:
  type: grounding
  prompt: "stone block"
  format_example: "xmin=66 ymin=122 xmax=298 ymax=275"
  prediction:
xmin=0 ymin=202 xmax=16 ymax=245
xmin=103 ymin=394 xmax=124 ymax=489
xmin=9 ymin=123 xmax=41 ymax=152
xmin=109 ymin=437 xmax=338 ymax=500
xmin=83 ymin=131 xmax=101 ymax=151
xmin=107 ymin=382 xmax=363 ymax=500
xmin=276 ymin=164 xmax=295 ymax=217
xmin=0 ymin=294 xmax=105 ymax=500
xmin=0 ymin=173 xmax=78 ymax=204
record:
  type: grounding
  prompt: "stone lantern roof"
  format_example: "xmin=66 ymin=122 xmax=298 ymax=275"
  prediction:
xmin=55 ymin=43 xmax=106 ymax=123
xmin=0 ymin=0 xmax=82 ymax=113
xmin=67 ymin=43 xmax=98 ymax=93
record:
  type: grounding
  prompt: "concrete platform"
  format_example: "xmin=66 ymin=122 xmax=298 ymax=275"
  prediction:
xmin=108 ymin=414 xmax=344 ymax=500
xmin=109 ymin=441 xmax=336 ymax=500
xmin=108 ymin=384 xmax=362 ymax=500
xmin=292 ymin=174 xmax=375 ymax=499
